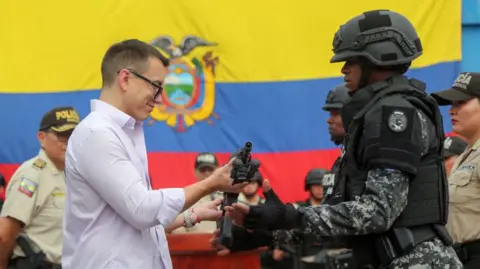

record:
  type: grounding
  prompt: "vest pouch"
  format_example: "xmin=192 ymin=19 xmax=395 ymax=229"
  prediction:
xmin=374 ymin=226 xmax=439 ymax=266
xmin=374 ymin=227 xmax=416 ymax=266
xmin=373 ymin=235 xmax=397 ymax=266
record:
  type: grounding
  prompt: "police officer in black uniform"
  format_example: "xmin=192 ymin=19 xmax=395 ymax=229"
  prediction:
xmin=295 ymin=169 xmax=327 ymax=267
xmin=297 ymin=168 xmax=327 ymax=208
xmin=321 ymin=85 xmax=350 ymax=203
xmin=212 ymin=10 xmax=462 ymax=268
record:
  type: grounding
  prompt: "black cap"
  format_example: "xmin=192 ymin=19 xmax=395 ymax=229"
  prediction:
xmin=444 ymin=136 xmax=467 ymax=158
xmin=39 ymin=106 xmax=80 ymax=132
xmin=322 ymin=85 xmax=350 ymax=111
xmin=431 ymin=72 xmax=480 ymax=106
xmin=305 ymin=168 xmax=328 ymax=191
xmin=195 ymin=152 xmax=219 ymax=169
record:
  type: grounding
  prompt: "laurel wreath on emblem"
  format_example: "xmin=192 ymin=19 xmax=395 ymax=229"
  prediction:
xmin=148 ymin=35 xmax=220 ymax=132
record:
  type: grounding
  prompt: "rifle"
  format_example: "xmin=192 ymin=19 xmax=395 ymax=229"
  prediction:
xmin=218 ymin=142 xmax=260 ymax=248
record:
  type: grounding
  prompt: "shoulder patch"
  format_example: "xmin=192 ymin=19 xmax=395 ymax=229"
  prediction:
xmin=32 ymin=158 xmax=47 ymax=170
xmin=388 ymin=110 xmax=408 ymax=132
xmin=18 ymin=177 xmax=38 ymax=197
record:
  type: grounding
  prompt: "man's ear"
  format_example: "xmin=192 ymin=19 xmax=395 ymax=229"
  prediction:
xmin=37 ymin=131 xmax=46 ymax=147
xmin=118 ymin=69 xmax=130 ymax=93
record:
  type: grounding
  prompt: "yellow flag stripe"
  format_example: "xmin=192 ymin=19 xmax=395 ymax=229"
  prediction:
xmin=0 ymin=0 xmax=460 ymax=93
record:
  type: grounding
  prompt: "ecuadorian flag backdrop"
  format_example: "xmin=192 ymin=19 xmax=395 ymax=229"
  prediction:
xmin=0 ymin=1 xmax=461 ymax=202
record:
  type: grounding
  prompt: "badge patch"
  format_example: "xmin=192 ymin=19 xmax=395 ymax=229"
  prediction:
xmin=388 ymin=111 xmax=408 ymax=132
xmin=444 ymin=137 xmax=453 ymax=150
xmin=33 ymin=158 xmax=46 ymax=170
xmin=18 ymin=177 xmax=38 ymax=197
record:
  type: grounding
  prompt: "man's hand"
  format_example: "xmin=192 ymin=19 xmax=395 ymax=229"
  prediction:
xmin=192 ymin=198 xmax=223 ymax=222
xmin=224 ymin=179 xmax=273 ymax=227
xmin=273 ymin=248 xmax=286 ymax=261
xmin=226 ymin=179 xmax=300 ymax=231
xmin=209 ymin=228 xmax=232 ymax=256
xmin=209 ymin=226 xmax=273 ymax=256
xmin=205 ymin=158 xmax=248 ymax=193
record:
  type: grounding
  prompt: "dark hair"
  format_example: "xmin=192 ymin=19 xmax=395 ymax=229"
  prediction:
xmin=100 ymin=39 xmax=169 ymax=87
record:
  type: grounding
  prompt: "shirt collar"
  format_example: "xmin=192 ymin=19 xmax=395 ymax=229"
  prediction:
xmin=90 ymin=99 xmax=141 ymax=130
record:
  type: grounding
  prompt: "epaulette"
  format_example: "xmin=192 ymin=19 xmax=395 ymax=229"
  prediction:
xmin=32 ymin=158 xmax=47 ymax=170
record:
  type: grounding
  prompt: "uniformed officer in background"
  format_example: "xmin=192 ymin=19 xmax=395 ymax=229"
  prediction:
xmin=0 ymin=106 xmax=80 ymax=269
xmin=237 ymin=171 xmax=265 ymax=206
xmin=170 ymin=152 xmax=222 ymax=234
xmin=431 ymin=72 xmax=480 ymax=268
xmin=213 ymin=10 xmax=462 ymax=268
xmin=297 ymin=168 xmax=326 ymax=207
xmin=295 ymin=169 xmax=326 ymax=269
xmin=321 ymin=85 xmax=350 ymax=203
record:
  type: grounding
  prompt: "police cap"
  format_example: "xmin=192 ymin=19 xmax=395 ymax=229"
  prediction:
xmin=39 ymin=106 xmax=80 ymax=133
xmin=305 ymin=168 xmax=328 ymax=191
xmin=331 ymin=10 xmax=423 ymax=66
xmin=431 ymin=72 xmax=480 ymax=106
xmin=323 ymin=85 xmax=350 ymax=111
xmin=195 ymin=152 xmax=219 ymax=169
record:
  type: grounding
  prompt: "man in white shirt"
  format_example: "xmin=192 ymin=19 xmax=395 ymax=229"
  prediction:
xmin=62 ymin=39 xmax=245 ymax=269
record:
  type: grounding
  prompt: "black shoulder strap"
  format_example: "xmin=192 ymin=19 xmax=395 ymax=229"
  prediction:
xmin=352 ymin=82 xmax=422 ymax=122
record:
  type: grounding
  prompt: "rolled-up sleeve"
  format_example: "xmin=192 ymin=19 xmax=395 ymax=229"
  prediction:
xmin=71 ymin=128 xmax=185 ymax=230
xmin=157 ymin=189 xmax=185 ymax=226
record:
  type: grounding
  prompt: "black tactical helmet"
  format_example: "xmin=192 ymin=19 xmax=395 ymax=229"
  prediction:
xmin=322 ymin=85 xmax=350 ymax=111
xmin=331 ymin=10 xmax=423 ymax=66
xmin=305 ymin=168 xmax=328 ymax=191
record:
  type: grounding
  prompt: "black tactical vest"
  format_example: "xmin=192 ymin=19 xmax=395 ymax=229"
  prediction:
xmin=323 ymin=76 xmax=449 ymax=267
xmin=322 ymin=157 xmax=342 ymax=205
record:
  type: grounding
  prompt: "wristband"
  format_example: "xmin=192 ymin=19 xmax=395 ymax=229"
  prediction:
xmin=191 ymin=208 xmax=201 ymax=224
xmin=183 ymin=209 xmax=195 ymax=228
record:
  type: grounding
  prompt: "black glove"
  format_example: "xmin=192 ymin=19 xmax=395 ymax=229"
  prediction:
xmin=244 ymin=188 xmax=300 ymax=231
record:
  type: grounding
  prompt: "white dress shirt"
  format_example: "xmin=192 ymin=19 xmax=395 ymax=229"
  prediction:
xmin=62 ymin=99 xmax=185 ymax=269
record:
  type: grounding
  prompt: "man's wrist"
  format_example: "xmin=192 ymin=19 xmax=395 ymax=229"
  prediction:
xmin=189 ymin=209 xmax=200 ymax=225
xmin=284 ymin=203 xmax=301 ymax=229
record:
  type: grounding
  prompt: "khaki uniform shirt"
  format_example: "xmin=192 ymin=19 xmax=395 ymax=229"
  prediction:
xmin=447 ymin=139 xmax=480 ymax=244
xmin=1 ymin=150 xmax=66 ymax=264
xmin=237 ymin=193 xmax=265 ymax=206
xmin=171 ymin=192 xmax=222 ymax=234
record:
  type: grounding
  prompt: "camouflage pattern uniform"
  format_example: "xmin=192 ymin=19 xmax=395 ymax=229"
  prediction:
xmin=235 ymin=10 xmax=463 ymax=269
xmin=271 ymin=105 xmax=462 ymax=268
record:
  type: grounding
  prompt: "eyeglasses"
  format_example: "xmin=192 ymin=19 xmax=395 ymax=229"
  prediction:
xmin=46 ymin=131 xmax=70 ymax=143
xmin=122 ymin=69 xmax=163 ymax=99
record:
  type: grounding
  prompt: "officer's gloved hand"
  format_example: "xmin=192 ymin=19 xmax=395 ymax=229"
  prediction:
xmin=226 ymin=179 xmax=300 ymax=231
xmin=209 ymin=226 xmax=273 ymax=255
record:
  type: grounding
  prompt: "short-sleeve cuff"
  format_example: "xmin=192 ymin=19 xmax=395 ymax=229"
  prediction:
xmin=1 ymin=209 xmax=32 ymax=226
xmin=157 ymin=188 xmax=185 ymax=226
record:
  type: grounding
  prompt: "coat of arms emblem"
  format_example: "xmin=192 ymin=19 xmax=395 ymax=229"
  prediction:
xmin=148 ymin=35 xmax=220 ymax=132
